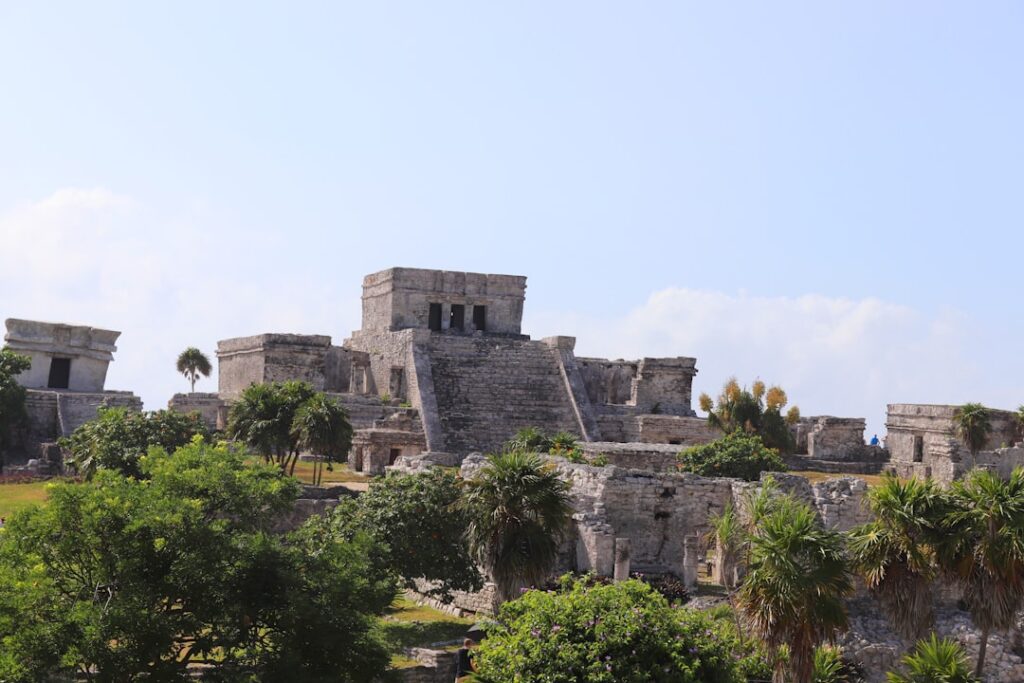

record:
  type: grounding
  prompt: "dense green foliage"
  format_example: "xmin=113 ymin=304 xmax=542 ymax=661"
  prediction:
xmin=848 ymin=475 xmax=944 ymax=639
xmin=334 ymin=468 xmax=483 ymax=602
xmin=886 ymin=634 xmax=978 ymax=683
xmin=227 ymin=381 xmax=352 ymax=476
xmin=60 ymin=406 xmax=210 ymax=478
xmin=474 ymin=576 xmax=751 ymax=683
xmin=504 ymin=426 xmax=553 ymax=453
xmin=678 ymin=430 xmax=787 ymax=481
xmin=0 ymin=440 xmax=395 ymax=682
xmin=739 ymin=493 xmax=853 ymax=683
xmin=952 ymin=403 xmax=992 ymax=467
xmin=176 ymin=346 xmax=212 ymax=393
xmin=461 ymin=451 xmax=573 ymax=603
xmin=0 ymin=348 xmax=31 ymax=468
xmin=699 ymin=378 xmax=799 ymax=453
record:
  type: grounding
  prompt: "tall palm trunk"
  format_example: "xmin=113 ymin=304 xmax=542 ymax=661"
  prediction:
xmin=976 ymin=625 xmax=989 ymax=678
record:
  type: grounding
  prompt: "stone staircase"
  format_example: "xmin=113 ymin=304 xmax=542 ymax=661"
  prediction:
xmin=424 ymin=336 xmax=581 ymax=454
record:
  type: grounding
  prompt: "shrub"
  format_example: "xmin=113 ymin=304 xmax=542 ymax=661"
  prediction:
xmin=886 ymin=634 xmax=977 ymax=683
xmin=678 ymin=431 xmax=786 ymax=481
xmin=474 ymin=575 xmax=744 ymax=683
xmin=504 ymin=426 xmax=553 ymax=453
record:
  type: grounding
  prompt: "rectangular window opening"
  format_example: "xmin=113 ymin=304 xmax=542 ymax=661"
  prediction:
xmin=912 ymin=435 xmax=924 ymax=463
xmin=473 ymin=305 xmax=487 ymax=332
xmin=47 ymin=358 xmax=71 ymax=389
xmin=428 ymin=303 xmax=442 ymax=331
xmin=450 ymin=304 xmax=465 ymax=331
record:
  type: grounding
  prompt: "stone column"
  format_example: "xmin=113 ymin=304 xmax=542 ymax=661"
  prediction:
xmin=613 ymin=538 xmax=631 ymax=582
xmin=682 ymin=535 xmax=699 ymax=588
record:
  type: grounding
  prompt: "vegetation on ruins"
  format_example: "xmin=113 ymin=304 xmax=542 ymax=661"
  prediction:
xmin=504 ymin=426 xmax=553 ymax=452
xmin=952 ymin=403 xmax=992 ymax=468
xmin=227 ymin=381 xmax=352 ymax=476
xmin=738 ymin=492 xmax=853 ymax=683
xmin=933 ymin=467 xmax=1024 ymax=679
xmin=847 ymin=475 xmax=945 ymax=639
xmin=175 ymin=346 xmax=212 ymax=393
xmin=290 ymin=392 xmax=353 ymax=486
xmin=699 ymin=378 xmax=800 ymax=453
xmin=885 ymin=634 xmax=978 ymax=683
xmin=61 ymin=406 xmax=210 ymax=479
xmin=473 ymin=575 xmax=761 ymax=683
xmin=678 ymin=430 xmax=787 ymax=481
xmin=461 ymin=450 xmax=573 ymax=604
xmin=333 ymin=468 xmax=484 ymax=603
xmin=0 ymin=440 xmax=396 ymax=682
xmin=0 ymin=348 xmax=31 ymax=471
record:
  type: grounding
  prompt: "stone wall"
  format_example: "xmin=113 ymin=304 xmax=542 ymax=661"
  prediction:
xmin=806 ymin=416 xmax=868 ymax=460
xmin=55 ymin=391 xmax=143 ymax=436
xmin=5 ymin=318 xmax=120 ymax=392
xmin=217 ymin=333 xmax=338 ymax=400
xmin=596 ymin=414 xmax=717 ymax=446
xmin=576 ymin=358 xmax=638 ymax=406
xmin=578 ymin=441 xmax=680 ymax=472
xmin=630 ymin=357 xmax=698 ymax=416
xmin=360 ymin=267 xmax=527 ymax=335
xmin=167 ymin=393 xmax=225 ymax=431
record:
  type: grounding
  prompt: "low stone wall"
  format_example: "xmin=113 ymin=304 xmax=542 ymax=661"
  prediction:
xmin=167 ymin=393 xmax=225 ymax=431
xmin=578 ymin=441 xmax=680 ymax=472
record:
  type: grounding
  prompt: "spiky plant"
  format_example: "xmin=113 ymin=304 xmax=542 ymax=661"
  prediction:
xmin=700 ymin=377 xmax=798 ymax=453
xmin=952 ymin=403 xmax=992 ymax=469
xmin=176 ymin=347 xmax=212 ymax=393
xmin=934 ymin=467 xmax=1024 ymax=679
xmin=739 ymin=494 xmax=853 ymax=683
xmin=460 ymin=451 xmax=573 ymax=604
xmin=885 ymin=634 xmax=978 ymax=683
xmin=848 ymin=475 xmax=945 ymax=639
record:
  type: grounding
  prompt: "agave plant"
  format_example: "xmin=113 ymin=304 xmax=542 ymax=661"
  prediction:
xmin=886 ymin=634 xmax=977 ymax=683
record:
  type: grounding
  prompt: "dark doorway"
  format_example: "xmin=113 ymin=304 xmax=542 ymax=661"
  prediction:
xmin=47 ymin=358 xmax=71 ymax=389
xmin=428 ymin=303 xmax=442 ymax=331
xmin=912 ymin=435 xmax=924 ymax=463
xmin=389 ymin=448 xmax=402 ymax=465
xmin=472 ymin=305 xmax=486 ymax=332
xmin=450 ymin=304 xmax=465 ymax=331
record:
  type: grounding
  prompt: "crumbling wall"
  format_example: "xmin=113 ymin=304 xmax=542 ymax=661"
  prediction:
xmin=216 ymin=334 xmax=333 ymax=400
xmin=576 ymin=358 xmax=637 ymax=406
xmin=167 ymin=393 xmax=225 ymax=431
xmin=806 ymin=417 xmax=868 ymax=460
xmin=630 ymin=358 xmax=698 ymax=416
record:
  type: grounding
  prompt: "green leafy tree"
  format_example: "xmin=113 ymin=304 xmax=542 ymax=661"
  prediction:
xmin=461 ymin=451 xmax=573 ymax=604
xmin=175 ymin=346 xmax=212 ymax=393
xmin=848 ymin=475 xmax=945 ymax=639
xmin=739 ymin=494 xmax=853 ymax=683
xmin=290 ymin=393 xmax=353 ymax=485
xmin=952 ymin=403 xmax=992 ymax=469
xmin=474 ymin=576 xmax=746 ymax=683
xmin=886 ymin=634 xmax=978 ymax=683
xmin=0 ymin=440 xmax=396 ymax=682
xmin=334 ymin=468 xmax=483 ymax=602
xmin=679 ymin=430 xmax=787 ymax=481
xmin=0 ymin=348 xmax=31 ymax=472
xmin=226 ymin=381 xmax=316 ymax=475
xmin=698 ymin=378 xmax=800 ymax=453
xmin=934 ymin=467 xmax=1024 ymax=679
xmin=60 ymin=406 xmax=210 ymax=478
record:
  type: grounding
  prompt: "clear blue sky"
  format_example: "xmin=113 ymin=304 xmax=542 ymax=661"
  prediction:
xmin=2 ymin=2 xmax=1022 ymax=437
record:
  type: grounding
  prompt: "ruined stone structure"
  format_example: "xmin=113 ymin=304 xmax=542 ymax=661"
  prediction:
xmin=886 ymin=403 xmax=1021 ymax=484
xmin=3 ymin=319 xmax=141 ymax=470
xmin=788 ymin=415 xmax=890 ymax=474
xmin=206 ymin=267 xmax=716 ymax=471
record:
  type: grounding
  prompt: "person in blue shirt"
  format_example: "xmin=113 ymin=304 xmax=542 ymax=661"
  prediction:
xmin=869 ymin=434 xmax=880 ymax=446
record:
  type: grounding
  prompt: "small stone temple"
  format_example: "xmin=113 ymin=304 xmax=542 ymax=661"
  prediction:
xmin=202 ymin=267 xmax=718 ymax=474
xmin=3 ymin=319 xmax=141 ymax=470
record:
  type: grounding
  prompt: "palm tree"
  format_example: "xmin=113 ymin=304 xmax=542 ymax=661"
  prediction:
xmin=934 ymin=467 xmax=1024 ymax=679
xmin=952 ymin=403 xmax=992 ymax=470
xmin=847 ymin=475 xmax=944 ymax=639
xmin=739 ymin=494 xmax=853 ymax=683
xmin=226 ymin=381 xmax=315 ymax=474
xmin=290 ymin=393 xmax=353 ymax=485
xmin=176 ymin=347 xmax=212 ymax=394
xmin=886 ymin=634 xmax=978 ymax=683
xmin=460 ymin=451 xmax=573 ymax=604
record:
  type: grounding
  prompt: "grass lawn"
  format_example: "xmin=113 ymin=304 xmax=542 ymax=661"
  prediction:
xmin=382 ymin=597 xmax=475 ymax=669
xmin=242 ymin=458 xmax=371 ymax=485
xmin=0 ymin=480 xmax=51 ymax=519
xmin=790 ymin=470 xmax=887 ymax=487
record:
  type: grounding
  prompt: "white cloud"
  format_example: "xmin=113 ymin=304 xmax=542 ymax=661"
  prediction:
xmin=527 ymin=288 xmax=992 ymax=438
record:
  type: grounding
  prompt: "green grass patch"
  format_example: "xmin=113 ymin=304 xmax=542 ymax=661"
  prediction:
xmin=0 ymin=480 xmax=52 ymax=519
xmin=381 ymin=597 xmax=474 ymax=653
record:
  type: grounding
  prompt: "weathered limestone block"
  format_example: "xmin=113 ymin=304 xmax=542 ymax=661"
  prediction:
xmin=4 ymin=318 xmax=119 ymax=392
xmin=167 ymin=392 xmax=225 ymax=431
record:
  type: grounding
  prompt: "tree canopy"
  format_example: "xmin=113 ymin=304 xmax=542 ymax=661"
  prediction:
xmin=0 ymin=348 xmax=31 ymax=469
xmin=699 ymin=378 xmax=800 ymax=453
xmin=175 ymin=347 xmax=212 ymax=394
xmin=0 ymin=440 xmax=396 ymax=682
xmin=678 ymin=430 xmax=786 ymax=481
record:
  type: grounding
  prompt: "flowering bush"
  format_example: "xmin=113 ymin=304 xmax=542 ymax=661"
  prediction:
xmin=473 ymin=576 xmax=745 ymax=683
